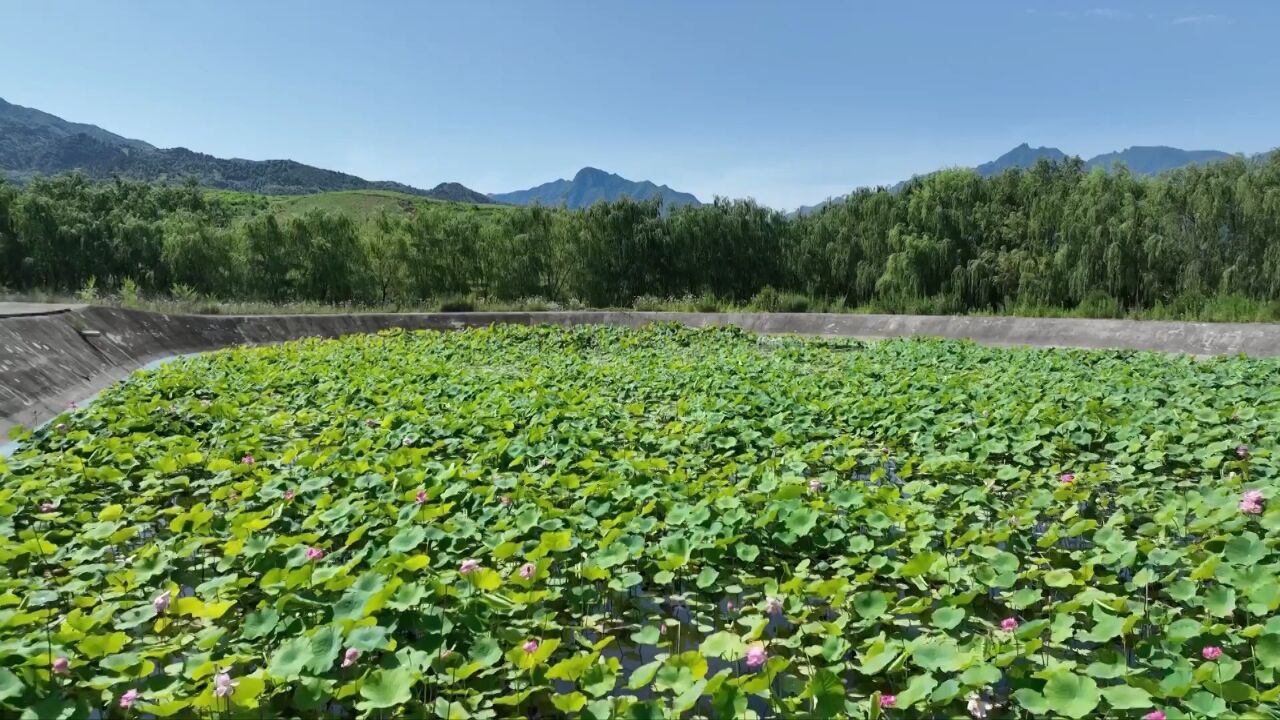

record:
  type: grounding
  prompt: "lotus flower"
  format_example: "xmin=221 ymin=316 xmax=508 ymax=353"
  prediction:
xmin=765 ymin=596 xmax=783 ymax=616
xmin=341 ymin=648 xmax=360 ymax=668
xmin=306 ymin=547 xmax=325 ymax=561
xmin=153 ymin=590 xmax=171 ymax=613
xmin=880 ymin=694 xmax=897 ymax=708
xmin=1202 ymin=646 xmax=1223 ymax=660
xmin=459 ymin=559 xmax=480 ymax=574
xmin=365 ymin=418 xmax=378 ymax=428
xmin=40 ymin=502 xmax=55 ymax=513
xmin=1144 ymin=712 xmax=1167 ymax=720
xmin=55 ymin=423 xmax=68 ymax=434
xmin=1240 ymin=490 xmax=1264 ymax=514
xmin=745 ymin=642 xmax=766 ymax=669
xmin=1000 ymin=617 xmax=1018 ymax=632
xmin=284 ymin=489 xmax=296 ymax=501
xmin=241 ymin=455 xmax=254 ymax=465
xmin=1059 ymin=472 xmax=1074 ymax=484
xmin=415 ymin=489 xmax=428 ymax=504
xmin=519 ymin=562 xmax=536 ymax=579
xmin=523 ymin=639 xmax=539 ymax=654
xmin=52 ymin=656 xmax=69 ymax=674
xmin=1236 ymin=445 xmax=1249 ymax=459
xmin=808 ymin=478 xmax=824 ymax=493
xmin=119 ymin=689 xmax=140 ymax=709
xmin=402 ymin=437 xmax=415 ymax=447
xmin=500 ymin=495 xmax=513 ymax=507
xmin=213 ymin=671 xmax=237 ymax=698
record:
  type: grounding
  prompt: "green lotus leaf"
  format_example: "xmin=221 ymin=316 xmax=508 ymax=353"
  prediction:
xmin=894 ymin=672 xmax=938 ymax=708
xmin=1100 ymin=684 xmax=1152 ymax=709
xmin=700 ymin=631 xmax=746 ymax=659
xmin=0 ymin=669 xmax=22 ymax=702
xmin=1184 ymin=690 xmax=1228 ymax=717
xmin=1042 ymin=672 xmax=1100 ymax=719
xmin=930 ymin=606 xmax=965 ymax=629
xmin=358 ymin=668 xmax=413 ymax=710
xmin=853 ymin=591 xmax=889 ymax=620
xmin=267 ymin=635 xmax=314 ymax=680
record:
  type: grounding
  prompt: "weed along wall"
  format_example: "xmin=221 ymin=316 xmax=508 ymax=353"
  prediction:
xmin=5 ymin=303 xmax=1280 ymax=438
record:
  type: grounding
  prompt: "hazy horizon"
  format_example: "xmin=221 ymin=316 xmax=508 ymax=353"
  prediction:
xmin=3 ymin=0 xmax=1278 ymax=209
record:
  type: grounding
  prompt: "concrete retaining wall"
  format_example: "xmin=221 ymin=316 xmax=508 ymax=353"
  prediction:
xmin=5 ymin=304 xmax=1280 ymax=438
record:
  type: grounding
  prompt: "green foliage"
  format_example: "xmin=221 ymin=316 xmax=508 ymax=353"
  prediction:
xmin=4 ymin=324 xmax=1279 ymax=716
xmin=4 ymin=152 xmax=1280 ymax=319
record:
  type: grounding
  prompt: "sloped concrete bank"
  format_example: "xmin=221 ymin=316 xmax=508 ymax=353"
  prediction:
xmin=5 ymin=303 xmax=1280 ymax=438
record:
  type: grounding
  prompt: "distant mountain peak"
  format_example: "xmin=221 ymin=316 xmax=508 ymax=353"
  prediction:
xmin=573 ymin=166 xmax=611 ymax=180
xmin=491 ymin=168 xmax=700 ymax=209
xmin=975 ymin=144 xmax=1068 ymax=176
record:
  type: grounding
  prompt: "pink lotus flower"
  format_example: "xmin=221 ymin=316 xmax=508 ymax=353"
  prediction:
xmin=119 ymin=689 xmax=140 ymax=709
xmin=1059 ymin=472 xmax=1074 ymax=484
xmin=52 ymin=656 xmax=69 ymax=674
xmin=1236 ymin=445 xmax=1249 ymax=459
xmin=55 ymin=423 xmax=67 ymax=434
xmin=153 ymin=590 xmax=171 ymax=613
xmin=765 ymin=596 xmax=783 ymax=616
xmin=880 ymin=694 xmax=897 ymax=708
xmin=241 ymin=455 xmax=254 ymax=465
xmin=1202 ymin=646 xmax=1223 ymax=660
xmin=500 ymin=495 xmax=513 ymax=507
xmin=402 ymin=437 xmax=415 ymax=447
xmin=306 ymin=547 xmax=325 ymax=561
xmin=341 ymin=648 xmax=361 ymax=668
xmin=415 ymin=489 xmax=427 ymax=504
xmin=1000 ymin=617 xmax=1018 ymax=632
xmin=1240 ymin=490 xmax=1264 ymax=514
xmin=745 ymin=642 xmax=766 ymax=669
xmin=726 ymin=600 xmax=735 ymax=611
xmin=40 ymin=502 xmax=55 ymax=512
xmin=1144 ymin=712 xmax=1167 ymax=720
xmin=519 ymin=563 xmax=536 ymax=579
xmin=459 ymin=559 xmax=480 ymax=574
xmin=213 ymin=671 xmax=237 ymax=698
xmin=523 ymin=639 xmax=539 ymax=654
xmin=284 ymin=489 xmax=296 ymax=501
xmin=808 ymin=478 xmax=824 ymax=493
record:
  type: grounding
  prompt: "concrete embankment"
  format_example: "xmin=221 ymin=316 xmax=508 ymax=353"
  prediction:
xmin=4 ymin=303 xmax=1280 ymax=438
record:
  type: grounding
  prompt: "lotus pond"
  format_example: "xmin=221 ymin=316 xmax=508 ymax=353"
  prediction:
xmin=3 ymin=324 xmax=1280 ymax=719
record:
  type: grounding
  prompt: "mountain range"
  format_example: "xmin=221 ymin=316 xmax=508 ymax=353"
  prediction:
xmin=0 ymin=97 xmax=492 ymax=202
xmin=489 ymin=167 xmax=701 ymax=209
xmin=975 ymin=142 xmax=1234 ymax=177
xmin=0 ymin=97 xmax=1260 ymax=215
xmin=794 ymin=143 xmax=1242 ymax=215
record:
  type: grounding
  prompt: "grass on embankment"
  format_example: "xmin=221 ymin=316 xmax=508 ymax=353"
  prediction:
xmin=7 ymin=288 xmax=1280 ymax=323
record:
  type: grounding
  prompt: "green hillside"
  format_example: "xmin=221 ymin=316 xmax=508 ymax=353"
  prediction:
xmin=207 ymin=188 xmax=512 ymax=223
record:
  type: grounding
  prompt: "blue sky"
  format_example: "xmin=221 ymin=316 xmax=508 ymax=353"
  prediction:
xmin=2 ymin=1 xmax=1277 ymax=209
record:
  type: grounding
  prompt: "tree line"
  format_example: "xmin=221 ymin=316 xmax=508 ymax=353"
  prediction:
xmin=2 ymin=153 xmax=1279 ymax=316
